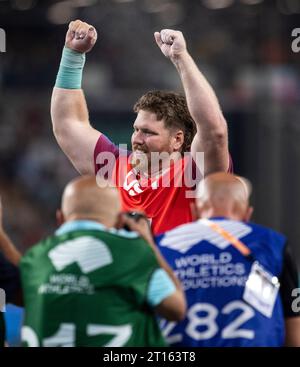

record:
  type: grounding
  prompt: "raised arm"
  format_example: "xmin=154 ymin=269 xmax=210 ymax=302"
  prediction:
xmin=51 ymin=20 xmax=101 ymax=175
xmin=154 ymin=29 xmax=230 ymax=175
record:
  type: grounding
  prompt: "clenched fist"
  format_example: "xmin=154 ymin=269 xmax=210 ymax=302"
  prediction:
xmin=65 ymin=20 xmax=97 ymax=53
xmin=154 ymin=29 xmax=187 ymax=61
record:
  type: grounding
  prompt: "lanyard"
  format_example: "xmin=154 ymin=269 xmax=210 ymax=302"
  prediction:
xmin=201 ymin=218 xmax=252 ymax=257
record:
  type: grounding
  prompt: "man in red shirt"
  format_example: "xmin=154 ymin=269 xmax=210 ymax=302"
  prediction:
xmin=51 ymin=20 xmax=231 ymax=235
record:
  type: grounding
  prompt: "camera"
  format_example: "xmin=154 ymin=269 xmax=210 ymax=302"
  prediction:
xmin=123 ymin=211 xmax=148 ymax=231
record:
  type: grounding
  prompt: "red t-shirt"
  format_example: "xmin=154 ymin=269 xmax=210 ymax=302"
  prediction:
xmin=94 ymin=134 xmax=232 ymax=235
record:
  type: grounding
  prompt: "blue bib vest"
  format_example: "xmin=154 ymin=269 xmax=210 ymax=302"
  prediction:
xmin=156 ymin=218 xmax=286 ymax=347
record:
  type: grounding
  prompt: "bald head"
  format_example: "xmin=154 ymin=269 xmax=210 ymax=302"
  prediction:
xmin=61 ymin=176 xmax=121 ymax=227
xmin=196 ymin=172 xmax=253 ymax=221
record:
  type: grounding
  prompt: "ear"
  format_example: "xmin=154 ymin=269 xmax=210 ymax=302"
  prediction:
xmin=56 ymin=209 xmax=65 ymax=227
xmin=173 ymin=130 xmax=184 ymax=151
xmin=243 ymin=206 xmax=253 ymax=222
xmin=194 ymin=199 xmax=205 ymax=219
xmin=190 ymin=202 xmax=198 ymax=221
xmin=115 ymin=212 xmax=125 ymax=229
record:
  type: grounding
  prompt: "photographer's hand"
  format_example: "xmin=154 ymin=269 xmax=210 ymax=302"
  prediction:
xmin=122 ymin=212 xmax=184 ymax=298
xmin=121 ymin=213 xmax=154 ymax=247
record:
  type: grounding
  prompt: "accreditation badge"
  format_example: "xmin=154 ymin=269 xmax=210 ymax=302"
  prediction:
xmin=243 ymin=261 xmax=280 ymax=318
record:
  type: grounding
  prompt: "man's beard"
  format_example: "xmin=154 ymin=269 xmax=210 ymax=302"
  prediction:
xmin=130 ymin=150 xmax=150 ymax=172
xmin=130 ymin=150 xmax=182 ymax=176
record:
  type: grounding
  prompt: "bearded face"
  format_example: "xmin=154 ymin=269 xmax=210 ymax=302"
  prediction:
xmin=131 ymin=110 xmax=180 ymax=175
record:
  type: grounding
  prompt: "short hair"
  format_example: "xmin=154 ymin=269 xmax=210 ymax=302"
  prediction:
xmin=133 ymin=90 xmax=197 ymax=153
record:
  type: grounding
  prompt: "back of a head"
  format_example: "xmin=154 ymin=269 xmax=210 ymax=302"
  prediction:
xmin=133 ymin=90 xmax=197 ymax=153
xmin=196 ymin=172 xmax=252 ymax=220
xmin=61 ymin=176 xmax=121 ymax=227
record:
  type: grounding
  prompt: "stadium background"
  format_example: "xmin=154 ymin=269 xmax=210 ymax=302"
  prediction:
xmin=0 ymin=0 xmax=300 ymax=344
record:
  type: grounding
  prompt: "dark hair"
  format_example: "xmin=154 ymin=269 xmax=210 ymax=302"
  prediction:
xmin=133 ymin=90 xmax=197 ymax=153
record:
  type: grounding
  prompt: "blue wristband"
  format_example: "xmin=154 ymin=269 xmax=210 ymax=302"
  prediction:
xmin=55 ymin=47 xmax=86 ymax=89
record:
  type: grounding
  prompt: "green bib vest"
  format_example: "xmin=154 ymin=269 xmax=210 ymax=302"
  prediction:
xmin=20 ymin=228 xmax=166 ymax=347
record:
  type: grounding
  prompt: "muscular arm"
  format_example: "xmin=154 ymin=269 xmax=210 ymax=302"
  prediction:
xmin=51 ymin=88 xmax=100 ymax=175
xmin=0 ymin=199 xmax=21 ymax=267
xmin=122 ymin=215 xmax=186 ymax=321
xmin=51 ymin=20 xmax=101 ymax=175
xmin=152 ymin=248 xmax=186 ymax=321
xmin=0 ymin=230 xmax=21 ymax=267
xmin=279 ymin=243 xmax=300 ymax=346
xmin=155 ymin=30 xmax=229 ymax=175
xmin=138 ymin=225 xmax=186 ymax=321
xmin=285 ymin=317 xmax=300 ymax=347
xmin=174 ymin=54 xmax=229 ymax=174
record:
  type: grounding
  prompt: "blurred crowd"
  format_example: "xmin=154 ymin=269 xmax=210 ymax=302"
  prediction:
xmin=0 ymin=92 xmax=77 ymax=250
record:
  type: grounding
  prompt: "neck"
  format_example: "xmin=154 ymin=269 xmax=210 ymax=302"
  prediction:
xmin=65 ymin=214 xmax=113 ymax=228
xmin=201 ymin=209 xmax=243 ymax=221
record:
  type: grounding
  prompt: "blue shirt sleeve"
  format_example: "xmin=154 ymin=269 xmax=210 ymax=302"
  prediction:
xmin=147 ymin=268 xmax=176 ymax=307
